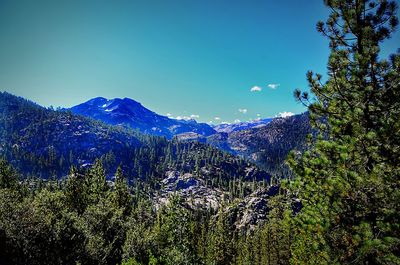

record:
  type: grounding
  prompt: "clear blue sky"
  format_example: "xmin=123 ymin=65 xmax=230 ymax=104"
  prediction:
xmin=0 ymin=0 xmax=399 ymax=123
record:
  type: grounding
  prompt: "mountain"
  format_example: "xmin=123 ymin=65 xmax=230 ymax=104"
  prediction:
xmin=206 ymin=113 xmax=311 ymax=178
xmin=0 ymin=93 xmax=141 ymax=178
xmin=0 ymin=92 xmax=305 ymax=265
xmin=174 ymin=113 xmax=311 ymax=178
xmin=212 ymin=118 xmax=273 ymax=133
xmin=0 ymin=92 xmax=269 ymax=187
xmin=70 ymin=97 xmax=216 ymax=139
xmin=68 ymin=96 xmax=311 ymax=178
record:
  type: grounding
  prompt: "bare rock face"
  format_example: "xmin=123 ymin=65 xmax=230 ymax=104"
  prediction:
xmin=225 ymin=186 xmax=280 ymax=230
xmin=161 ymin=171 xmax=199 ymax=191
xmin=156 ymin=170 xmax=227 ymax=210
xmin=156 ymin=169 xmax=281 ymax=231
xmin=174 ymin=132 xmax=207 ymax=143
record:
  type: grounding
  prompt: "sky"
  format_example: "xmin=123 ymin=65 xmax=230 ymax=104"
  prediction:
xmin=0 ymin=0 xmax=399 ymax=124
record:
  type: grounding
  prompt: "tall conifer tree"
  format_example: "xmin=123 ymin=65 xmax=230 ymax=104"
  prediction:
xmin=288 ymin=0 xmax=400 ymax=263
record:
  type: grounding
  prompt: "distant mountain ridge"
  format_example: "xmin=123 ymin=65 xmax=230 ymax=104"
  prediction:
xmin=69 ymin=96 xmax=310 ymax=177
xmin=212 ymin=118 xmax=274 ymax=133
xmin=0 ymin=92 xmax=270 ymax=187
xmin=70 ymin=97 xmax=216 ymax=138
xmin=207 ymin=113 xmax=311 ymax=177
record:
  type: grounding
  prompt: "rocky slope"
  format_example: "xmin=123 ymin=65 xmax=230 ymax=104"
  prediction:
xmin=0 ymin=92 xmax=142 ymax=178
xmin=207 ymin=113 xmax=311 ymax=177
xmin=225 ymin=186 xmax=280 ymax=230
xmin=69 ymin=96 xmax=311 ymax=177
xmin=212 ymin=118 xmax=273 ymax=133
xmin=153 ymin=170 xmax=283 ymax=230
xmin=0 ymin=92 xmax=301 ymax=231
xmin=0 ymin=92 xmax=270 ymax=187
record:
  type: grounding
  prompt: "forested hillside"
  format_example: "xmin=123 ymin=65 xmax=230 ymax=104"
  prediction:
xmin=207 ymin=112 xmax=311 ymax=179
xmin=70 ymin=95 xmax=312 ymax=178
xmin=0 ymin=92 xmax=140 ymax=178
xmin=0 ymin=159 xmax=287 ymax=265
xmin=0 ymin=91 xmax=267 ymax=182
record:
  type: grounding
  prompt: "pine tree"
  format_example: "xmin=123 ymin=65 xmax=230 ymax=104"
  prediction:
xmin=0 ymin=158 xmax=18 ymax=189
xmin=288 ymin=0 xmax=400 ymax=263
xmin=84 ymin=159 xmax=109 ymax=205
xmin=111 ymin=166 xmax=132 ymax=215
xmin=153 ymin=195 xmax=195 ymax=264
xmin=64 ymin=165 xmax=86 ymax=213
xmin=206 ymin=205 xmax=233 ymax=265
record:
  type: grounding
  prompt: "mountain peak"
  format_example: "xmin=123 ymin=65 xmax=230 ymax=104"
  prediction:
xmin=70 ymin=96 xmax=216 ymax=138
xmin=84 ymin=97 xmax=108 ymax=105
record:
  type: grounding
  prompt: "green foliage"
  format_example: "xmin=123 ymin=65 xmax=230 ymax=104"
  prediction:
xmin=0 ymin=160 xmax=130 ymax=265
xmin=289 ymin=0 xmax=400 ymax=263
xmin=153 ymin=196 xmax=196 ymax=264
xmin=83 ymin=159 xmax=109 ymax=204
xmin=236 ymin=195 xmax=292 ymax=265
xmin=64 ymin=165 xmax=87 ymax=213
xmin=0 ymin=158 xmax=19 ymax=189
xmin=206 ymin=205 xmax=234 ymax=265
xmin=0 ymin=158 xmax=284 ymax=265
xmin=79 ymin=197 xmax=126 ymax=264
xmin=111 ymin=166 xmax=133 ymax=215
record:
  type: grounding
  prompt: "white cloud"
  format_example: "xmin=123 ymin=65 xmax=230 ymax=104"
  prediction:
xmin=250 ymin=86 xmax=262 ymax=92
xmin=176 ymin=116 xmax=190 ymax=120
xmin=174 ymin=113 xmax=199 ymax=120
xmin=277 ymin=111 xmax=294 ymax=118
xmin=256 ymin=113 xmax=261 ymax=117
xmin=267 ymin=83 xmax=280 ymax=89
xmin=214 ymin=117 xmax=221 ymax=120
xmin=238 ymin=108 xmax=248 ymax=114
xmin=166 ymin=113 xmax=172 ymax=117
xmin=234 ymin=119 xmax=241 ymax=123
